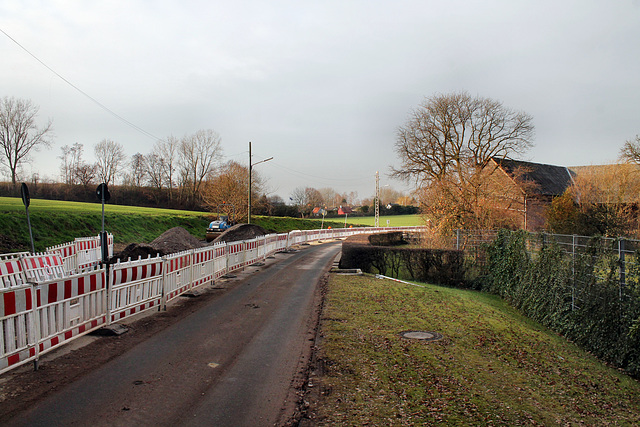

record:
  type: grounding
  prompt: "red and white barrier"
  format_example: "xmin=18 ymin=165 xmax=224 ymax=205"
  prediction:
xmin=21 ymin=253 xmax=66 ymax=283
xmin=109 ymin=256 xmax=163 ymax=322
xmin=0 ymin=253 xmax=28 ymax=289
xmin=0 ymin=285 xmax=36 ymax=374
xmin=162 ymin=251 xmax=192 ymax=306
xmin=36 ymin=270 xmax=107 ymax=356
xmin=192 ymin=247 xmax=215 ymax=289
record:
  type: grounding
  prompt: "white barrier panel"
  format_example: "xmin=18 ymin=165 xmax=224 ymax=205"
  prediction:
xmin=21 ymin=253 xmax=67 ymax=283
xmin=163 ymin=251 xmax=192 ymax=305
xmin=36 ymin=269 xmax=107 ymax=357
xmin=227 ymin=242 xmax=244 ymax=272
xmin=213 ymin=243 xmax=228 ymax=279
xmin=245 ymin=238 xmax=259 ymax=266
xmin=109 ymin=256 xmax=163 ymax=322
xmin=192 ymin=247 xmax=215 ymax=289
xmin=0 ymin=253 xmax=28 ymax=289
xmin=46 ymin=242 xmax=77 ymax=274
xmin=0 ymin=285 xmax=36 ymax=374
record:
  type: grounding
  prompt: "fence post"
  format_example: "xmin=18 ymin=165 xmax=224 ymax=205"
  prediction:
xmin=619 ymin=238 xmax=626 ymax=301
xmin=571 ymin=235 xmax=576 ymax=312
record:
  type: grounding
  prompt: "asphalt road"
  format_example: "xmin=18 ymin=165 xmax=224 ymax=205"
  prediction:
xmin=4 ymin=241 xmax=341 ymax=427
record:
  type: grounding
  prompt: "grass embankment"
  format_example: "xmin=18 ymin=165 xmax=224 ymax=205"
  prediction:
xmin=316 ymin=274 xmax=640 ymax=425
xmin=0 ymin=197 xmax=360 ymax=252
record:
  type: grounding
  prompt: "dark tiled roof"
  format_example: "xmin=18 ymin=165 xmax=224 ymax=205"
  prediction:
xmin=492 ymin=158 xmax=574 ymax=196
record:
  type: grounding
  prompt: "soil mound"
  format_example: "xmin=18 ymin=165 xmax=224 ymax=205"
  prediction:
xmin=210 ymin=223 xmax=268 ymax=244
xmin=114 ymin=243 xmax=162 ymax=262
xmin=151 ymin=227 xmax=204 ymax=253
xmin=111 ymin=227 xmax=204 ymax=262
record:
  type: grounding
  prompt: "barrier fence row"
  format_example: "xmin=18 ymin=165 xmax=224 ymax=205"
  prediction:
xmin=1 ymin=226 xmax=424 ymax=375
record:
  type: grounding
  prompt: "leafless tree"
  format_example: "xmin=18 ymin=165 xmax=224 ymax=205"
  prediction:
xmin=59 ymin=143 xmax=83 ymax=184
xmin=178 ymin=129 xmax=223 ymax=202
xmin=125 ymin=153 xmax=146 ymax=187
xmin=0 ymin=97 xmax=53 ymax=184
xmin=94 ymin=139 xmax=126 ymax=185
xmin=290 ymin=186 xmax=323 ymax=217
xmin=393 ymin=91 xmax=534 ymax=230
xmin=620 ymin=135 xmax=640 ymax=164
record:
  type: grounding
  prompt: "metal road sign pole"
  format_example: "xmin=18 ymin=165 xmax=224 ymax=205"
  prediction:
xmin=21 ymin=183 xmax=35 ymax=253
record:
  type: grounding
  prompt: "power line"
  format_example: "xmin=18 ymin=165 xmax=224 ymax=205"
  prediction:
xmin=0 ymin=27 xmax=161 ymax=142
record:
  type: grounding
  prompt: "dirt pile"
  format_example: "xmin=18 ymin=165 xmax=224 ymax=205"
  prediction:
xmin=210 ymin=223 xmax=268 ymax=244
xmin=151 ymin=227 xmax=205 ymax=253
xmin=111 ymin=227 xmax=204 ymax=262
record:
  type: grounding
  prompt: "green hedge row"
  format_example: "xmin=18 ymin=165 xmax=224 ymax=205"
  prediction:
xmin=339 ymin=234 xmax=465 ymax=286
xmin=483 ymin=230 xmax=640 ymax=378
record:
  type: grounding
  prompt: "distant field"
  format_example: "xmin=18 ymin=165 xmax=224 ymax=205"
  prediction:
xmin=314 ymin=214 xmax=424 ymax=227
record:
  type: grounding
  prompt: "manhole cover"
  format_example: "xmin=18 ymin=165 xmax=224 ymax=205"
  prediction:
xmin=400 ymin=331 xmax=443 ymax=342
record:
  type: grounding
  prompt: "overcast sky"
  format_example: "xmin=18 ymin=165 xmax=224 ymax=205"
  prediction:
xmin=2 ymin=0 xmax=639 ymax=202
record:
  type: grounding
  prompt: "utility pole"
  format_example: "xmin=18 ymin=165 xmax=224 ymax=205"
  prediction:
xmin=247 ymin=141 xmax=273 ymax=224
xmin=374 ymin=171 xmax=380 ymax=228
xmin=248 ymin=141 xmax=252 ymax=224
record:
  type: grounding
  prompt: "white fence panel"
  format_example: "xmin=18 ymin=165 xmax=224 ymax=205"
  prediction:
xmin=0 ymin=285 xmax=36 ymax=374
xmin=163 ymin=251 xmax=193 ymax=305
xmin=21 ymin=253 xmax=67 ymax=283
xmin=36 ymin=269 xmax=107 ymax=356
xmin=192 ymin=247 xmax=215 ymax=289
xmin=213 ymin=243 xmax=228 ymax=279
xmin=109 ymin=256 xmax=163 ymax=322
xmin=227 ymin=242 xmax=245 ymax=272
xmin=0 ymin=253 xmax=28 ymax=289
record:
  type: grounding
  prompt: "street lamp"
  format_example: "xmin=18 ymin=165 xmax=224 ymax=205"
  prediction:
xmin=248 ymin=141 xmax=273 ymax=224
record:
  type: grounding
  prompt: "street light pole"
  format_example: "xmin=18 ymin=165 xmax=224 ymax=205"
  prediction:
xmin=247 ymin=141 xmax=273 ymax=224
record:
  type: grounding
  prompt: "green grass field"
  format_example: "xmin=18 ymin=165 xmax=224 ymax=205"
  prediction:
xmin=316 ymin=274 xmax=640 ymax=425
xmin=0 ymin=197 xmax=419 ymax=252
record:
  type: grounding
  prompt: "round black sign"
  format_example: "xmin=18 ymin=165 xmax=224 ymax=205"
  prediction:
xmin=96 ymin=183 xmax=111 ymax=202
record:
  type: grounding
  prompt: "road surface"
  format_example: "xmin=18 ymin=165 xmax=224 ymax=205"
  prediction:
xmin=1 ymin=241 xmax=340 ymax=427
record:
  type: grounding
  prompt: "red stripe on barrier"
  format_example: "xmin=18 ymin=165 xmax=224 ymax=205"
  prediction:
xmin=48 ymin=283 xmax=58 ymax=304
xmin=7 ymin=354 xmax=20 ymax=366
xmin=64 ymin=279 xmax=73 ymax=299
xmin=3 ymin=291 xmax=16 ymax=316
xmin=25 ymin=288 xmax=32 ymax=311
xmin=78 ymin=276 xmax=85 ymax=295
xmin=90 ymin=274 xmax=96 ymax=291
xmin=64 ymin=330 xmax=73 ymax=340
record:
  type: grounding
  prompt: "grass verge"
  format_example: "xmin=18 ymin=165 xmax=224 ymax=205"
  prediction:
xmin=314 ymin=274 xmax=640 ymax=425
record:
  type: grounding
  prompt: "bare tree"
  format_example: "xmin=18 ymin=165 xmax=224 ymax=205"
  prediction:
xmin=290 ymin=187 xmax=323 ymax=217
xmin=94 ymin=139 xmax=126 ymax=185
xmin=620 ymin=135 xmax=640 ymax=164
xmin=178 ymin=129 xmax=223 ymax=202
xmin=0 ymin=97 xmax=53 ymax=184
xmin=393 ymin=91 xmax=534 ymax=230
xmin=125 ymin=153 xmax=146 ymax=187
xmin=59 ymin=143 xmax=83 ymax=184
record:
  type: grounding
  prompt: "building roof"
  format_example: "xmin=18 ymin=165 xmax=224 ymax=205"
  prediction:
xmin=491 ymin=158 xmax=574 ymax=197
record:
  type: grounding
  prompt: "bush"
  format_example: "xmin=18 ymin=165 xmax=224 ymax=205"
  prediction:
xmin=340 ymin=233 xmax=464 ymax=286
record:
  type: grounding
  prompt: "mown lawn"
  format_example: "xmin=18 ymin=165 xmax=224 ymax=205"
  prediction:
xmin=316 ymin=274 xmax=640 ymax=425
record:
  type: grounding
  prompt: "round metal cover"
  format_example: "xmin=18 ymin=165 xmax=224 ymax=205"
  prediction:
xmin=401 ymin=331 xmax=443 ymax=342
